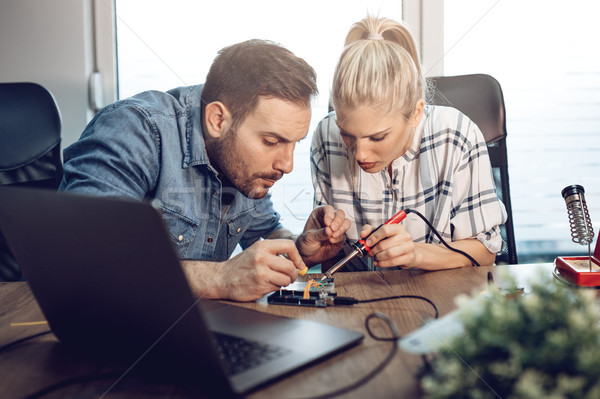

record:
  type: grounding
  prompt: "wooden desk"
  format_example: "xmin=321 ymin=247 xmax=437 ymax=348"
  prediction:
xmin=0 ymin=264 xmax=554 ymax=398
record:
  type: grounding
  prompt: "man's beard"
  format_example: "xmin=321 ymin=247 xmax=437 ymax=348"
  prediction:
xmin=207 ymin=130 xmax=283 ymax=199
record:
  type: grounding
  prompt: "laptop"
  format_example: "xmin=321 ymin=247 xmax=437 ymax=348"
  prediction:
xmin=0 ymin=186 xmax=363 ymax=398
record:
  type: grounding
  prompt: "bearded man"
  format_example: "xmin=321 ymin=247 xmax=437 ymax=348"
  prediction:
xmin=60 ymin=39 xmax=350 ymax=302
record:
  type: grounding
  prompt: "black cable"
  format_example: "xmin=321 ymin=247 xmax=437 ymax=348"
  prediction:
xmin=0 ymin=330 xmax=52 ymax=354
xmin=333 ymin=294 xmax=439 ymax=319
xmin=290 ymin=312 xmax=402 ymax=399
xmin=24 ymin=372 xmax=123 ymax=399
xmin=365 ymin=311 xmax=400 ymax=341
xmin=404 ymin=208 xmax=481 ymax=266
xmin=360 ymin=295 xmax=439 ymax=319
xmin=289 ymin=294 xmax=440 ymax=399
xmin=0 ymin=330 xmax=121 ymax=399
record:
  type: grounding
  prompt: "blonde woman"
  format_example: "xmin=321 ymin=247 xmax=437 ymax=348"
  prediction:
xmin=311 ymin=15 xmax=507 ymax=271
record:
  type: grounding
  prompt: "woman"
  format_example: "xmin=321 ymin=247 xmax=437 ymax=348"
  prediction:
xmin=311 ymin=15 xmax=507 ymax=271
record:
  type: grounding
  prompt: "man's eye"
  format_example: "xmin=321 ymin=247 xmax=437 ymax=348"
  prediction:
xmin=263 ymin=139 xmax=278 ymax=147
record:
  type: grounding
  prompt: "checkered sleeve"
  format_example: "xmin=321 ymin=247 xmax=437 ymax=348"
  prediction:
xmin=450 ymin=117 xmax=507 ymax=254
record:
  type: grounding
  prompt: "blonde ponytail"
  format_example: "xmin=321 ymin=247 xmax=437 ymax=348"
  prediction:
xmin=332 ymin=15 xmax=425 ymax=120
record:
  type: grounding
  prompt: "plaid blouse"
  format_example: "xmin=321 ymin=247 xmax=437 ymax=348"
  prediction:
xmin=310 ymin=105 xmax=507 ymax=271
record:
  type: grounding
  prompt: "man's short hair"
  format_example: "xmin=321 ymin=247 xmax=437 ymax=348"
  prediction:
xmin=201 ymin=39 xmax=318 ymax=128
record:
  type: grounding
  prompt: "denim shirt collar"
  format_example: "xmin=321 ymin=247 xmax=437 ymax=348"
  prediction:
xmin=168 ymin=84 xmax=212 ymax=170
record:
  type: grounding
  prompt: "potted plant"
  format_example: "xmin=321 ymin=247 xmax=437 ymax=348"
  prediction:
xmin=421 ymin=271 xmax=600 ymax=398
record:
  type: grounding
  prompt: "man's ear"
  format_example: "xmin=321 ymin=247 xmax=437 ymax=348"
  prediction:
xmin=411 ymin=100 xmax=425 ymax=127
xmin=204 ymin=101 xmax=232 ymax=139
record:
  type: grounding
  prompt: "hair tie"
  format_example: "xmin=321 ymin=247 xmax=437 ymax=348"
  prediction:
xmin=366 ymin=33 xmax=384 ymax=40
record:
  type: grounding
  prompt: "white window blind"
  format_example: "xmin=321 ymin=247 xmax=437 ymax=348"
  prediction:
xmin=444 ymin=0 xmax=600 ymax=261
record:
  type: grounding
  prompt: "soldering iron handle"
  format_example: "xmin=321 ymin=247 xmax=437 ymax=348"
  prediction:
xmin=366 ymin=210 xmax=408 ymax=238
xmin=357 ymin=210 xmax=408 ymax=254
xmin=384 ymin=210 xmax=408 ymax=225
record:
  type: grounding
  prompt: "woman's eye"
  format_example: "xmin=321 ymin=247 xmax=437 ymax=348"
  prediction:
xmin=370 ymin=135 xmax=386 ymax=142
xmin=340 ymin=133 xmax=353 ymax=142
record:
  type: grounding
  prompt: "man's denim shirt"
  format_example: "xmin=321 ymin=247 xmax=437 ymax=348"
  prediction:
xmin=59 ymin=85 xmax=283 ymax=261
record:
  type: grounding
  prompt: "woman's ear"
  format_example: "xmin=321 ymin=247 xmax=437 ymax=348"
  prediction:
xmin=204 ymin=101 xmax=232 ymax=138
xmin=411 ymin=100 xmax=425 ymax=127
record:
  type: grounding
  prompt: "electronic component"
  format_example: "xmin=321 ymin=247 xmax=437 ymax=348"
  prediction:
xmin=268 ymin=278 xmax=336 ymax=307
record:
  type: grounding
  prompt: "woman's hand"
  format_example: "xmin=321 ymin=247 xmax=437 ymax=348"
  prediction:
xmin=360 ymin=223 xmax=418 ymax=268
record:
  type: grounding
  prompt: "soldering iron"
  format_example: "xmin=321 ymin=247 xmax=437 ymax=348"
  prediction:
xmin=321 ymin=210 xmax=409 ymax=280
xmin=321 ymin=208 xmax=483 ymax=281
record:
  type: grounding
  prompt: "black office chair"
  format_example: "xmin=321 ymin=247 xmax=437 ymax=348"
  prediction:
xmin=428 ymin=74 xmax=517 ymax=265
xmin=0 ymin=82 xmax=63 ymax=281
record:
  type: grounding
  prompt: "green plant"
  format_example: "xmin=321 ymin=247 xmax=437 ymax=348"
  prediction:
xmin=421 ymin=271 xmax=600 ymax=399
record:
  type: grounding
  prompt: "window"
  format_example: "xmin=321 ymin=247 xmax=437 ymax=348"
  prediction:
xmin=116 ymin=1 xmax=597 ymax=263
xmin=116 ymin=0 xmax=402 ymax=235
xmin=444 ymin=0 xmax=600 ymax=261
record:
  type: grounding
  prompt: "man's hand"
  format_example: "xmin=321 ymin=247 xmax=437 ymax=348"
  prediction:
xmin=182 ymin=239 xmax=306 ymax=302
xmin=296 ymin=205 xmax=351 ymax=266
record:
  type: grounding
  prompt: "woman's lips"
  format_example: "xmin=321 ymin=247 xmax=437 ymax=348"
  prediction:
xmin=358 ymin=161 xmax=378 ymax=171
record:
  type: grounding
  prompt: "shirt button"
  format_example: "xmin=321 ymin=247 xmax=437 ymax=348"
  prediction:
xmin=207 ymin=237 xmax=213 ymax=243
xmin=236 ymin=227 xmax=241 ymax=233
xmin=178 ymin=235 xmax=183 ymax=242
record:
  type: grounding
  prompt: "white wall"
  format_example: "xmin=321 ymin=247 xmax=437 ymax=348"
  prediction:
xmin=403 ymin=0 xmax=444 ymax=77
xmin=0 ymin=0 xmax=116 ymax=149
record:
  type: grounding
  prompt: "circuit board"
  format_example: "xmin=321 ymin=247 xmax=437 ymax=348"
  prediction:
xmin=267 ymin=277 xmax=336 ymax=307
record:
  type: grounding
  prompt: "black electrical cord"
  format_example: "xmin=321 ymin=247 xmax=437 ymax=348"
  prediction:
xmin=24 ymin=372 xmax=123 ymax=399
xmin=0 ymin=330 xmax=52 ymax=354
xmin=405 ymin=208 xmax=481 ymax=267
xmin=290 ymin=312 xmax=402 ymax=399
xmin=332 ymin=294 xmax=439 ymax=319
xmin=356 ymin=295 xmax=439 ymax=319
xmin=0 ymin=331 xmax=120 ymax=399
xmin=289 ymin=293 xmax=440 ymax=399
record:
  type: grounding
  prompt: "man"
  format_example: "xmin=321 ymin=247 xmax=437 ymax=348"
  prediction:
xmin=60 ymin=39 xmax=350 ymax=302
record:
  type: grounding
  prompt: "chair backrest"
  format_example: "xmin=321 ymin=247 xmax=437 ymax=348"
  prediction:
xmin=0 ymin=82 xmax=63 ymax=188
xmin=0 ymin=82 xmax=63 ymax=280
xmin=428 ymin=74 xmax=517 ymax=265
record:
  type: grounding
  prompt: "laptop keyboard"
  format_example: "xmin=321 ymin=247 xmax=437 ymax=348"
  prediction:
xmin=212 ymin=332 xmax=292 ymax=375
